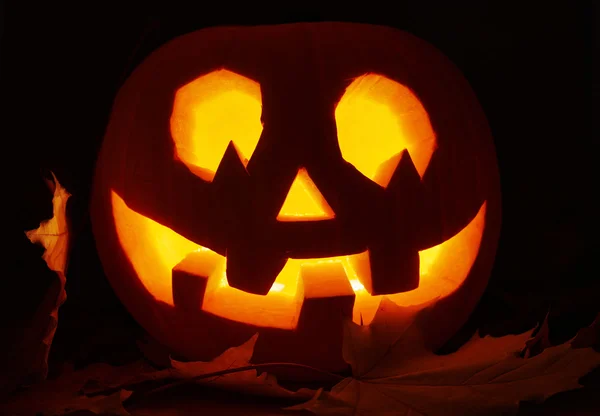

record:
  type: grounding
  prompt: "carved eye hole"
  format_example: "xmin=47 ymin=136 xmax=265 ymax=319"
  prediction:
xmin=335 ymin=73 xmax=437 ymax=188
xmin=170 ymin=69 xmax=263 ymax=182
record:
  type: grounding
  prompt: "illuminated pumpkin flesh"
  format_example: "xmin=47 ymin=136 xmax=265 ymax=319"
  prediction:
xmin=92 ymin=23 xmax=501 ymax=374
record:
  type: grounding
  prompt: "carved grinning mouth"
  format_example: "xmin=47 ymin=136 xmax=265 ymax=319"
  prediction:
xmin=111 ymin=190 xmax=486 ymax=329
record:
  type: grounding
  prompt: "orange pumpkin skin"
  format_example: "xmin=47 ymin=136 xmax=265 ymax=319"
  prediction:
xmin=91 ymin=22 xmax=501 ymax=375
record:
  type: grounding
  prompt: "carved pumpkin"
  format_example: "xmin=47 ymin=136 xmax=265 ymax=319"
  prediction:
xmin=91 ymin=22 xmax=501 ymax=374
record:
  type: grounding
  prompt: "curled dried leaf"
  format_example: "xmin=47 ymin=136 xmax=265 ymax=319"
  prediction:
xmin=0 ymin=361 xmax=138 ymax=416
xmin=293 ymin=299 xmax=600 ymax=415
xmin=4 ymin=173 xmax=71 ymax=391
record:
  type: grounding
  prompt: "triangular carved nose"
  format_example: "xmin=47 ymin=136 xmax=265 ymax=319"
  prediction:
xmin=276 ymin=168 xmax=335 ymax=222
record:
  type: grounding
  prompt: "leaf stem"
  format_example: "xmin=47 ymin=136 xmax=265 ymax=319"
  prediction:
xmin=92 ymin=362 xmax=344 ymax=406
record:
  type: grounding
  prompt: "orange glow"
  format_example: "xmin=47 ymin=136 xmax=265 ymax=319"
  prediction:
xmin=350 ymin=202 xmax=487 ymax=324
xmin=277 ymin=168 xmax=335 ymax=221
xmin=111 ymin=189 xmax=485 ymax=329
xmin=170 ymin=69 xmax=263 ymax=181
xmin=335 ymin=74 xmax=437 ymax=187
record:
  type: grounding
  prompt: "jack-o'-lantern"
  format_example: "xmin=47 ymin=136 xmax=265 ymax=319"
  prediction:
xmin=91 ymin=22 xmax=501 ymax=374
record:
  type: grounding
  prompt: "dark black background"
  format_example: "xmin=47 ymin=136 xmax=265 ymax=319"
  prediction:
xmin=3 ymin=2 xmax=598 ymax=413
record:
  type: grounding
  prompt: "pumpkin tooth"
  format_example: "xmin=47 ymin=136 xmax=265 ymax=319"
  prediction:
xmin=225 ymin=245 xmax=287 ymax=295
xmin=365 ymin=242 xmax=420 ymax=295
xmin=210 ymin=140 xmax=253 ymax=246
xmin=357 ymin=149 xmax=422 ymax=295
xmin=172 ymin=250 xmax=219 ymax=311
xmin=386 ymin=149 xmax=423 ymax=201
xmin=296 ymin=260 xmax=355 ymax=341
xmin=383 ymin=149 xmax=432 ymax=252
xmin=212 ymin=140 xmax=251 ymax=190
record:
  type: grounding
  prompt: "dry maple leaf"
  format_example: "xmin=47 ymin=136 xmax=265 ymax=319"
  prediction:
xmin=25 ymin=173 xmax=70 ymax=351
xmin=1 ymin=320 xmax=320 ymax=414
xmin=521 ymin=310 xmax=552 ymax=358
xmin=120 ymin=333 xmax=319 ymax=401
xmin=43 ymin=390 xmax=133 ymax=416
xmin=290 ymin=298 xmax=600 ymax=416
xmin=0 ymin=362 xmax=138 ymax=416
xmin=25 ymin=173 xmax=71 ymax=280
xmin=341 ymin=298 xmax=439 ymax=379
xmin=8 ymin=173 xmax=71 ymax=389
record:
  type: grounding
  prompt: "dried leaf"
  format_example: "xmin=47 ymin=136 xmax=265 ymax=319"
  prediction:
xmin=161 ymin=333 xmax=316 ymax=399
xmin=81 ymin=361 xmax=156 ymax=395
xmin=0 ymin=362 xmax=140 ymax=416
xmin=170 ymin=333 xmax=260 ymax=380
xmin=110 ymin=333 xmax=318 ymax=402
xmin=291 ymin=299 xmax=600 ymax=416
xmin=343 ymin=298 xmax=437 ymax=378
xmin=25 ymin=172 xmax=71 ymax=277
xmin=344 ymin=298 xmax=532 ymax=380
xmin=8 ymin=173 xmax=71 ymax=388
xmin=521 ymin=310 xmax=552 ymax=358
xmin=293 ymin=339 xmax=600 ymax=416
xmin=44 ymin=389 xmax=133 ymax=416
